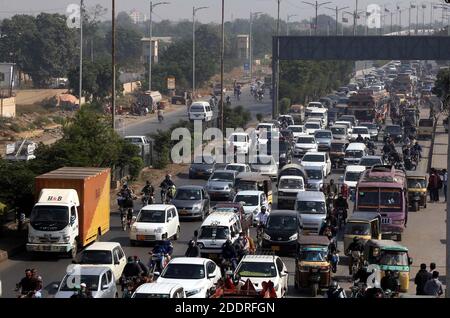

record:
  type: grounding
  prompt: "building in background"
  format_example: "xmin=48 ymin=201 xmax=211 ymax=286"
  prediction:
xmin=129 ymin=9 xmax=143 ymax=24
xmin=237 ymin=35 xmax=249 ymax=60
xmin=0 ymin=63 xmax=16 ymax=118
xmin=141 ymin=37 xmax=173 ymax=64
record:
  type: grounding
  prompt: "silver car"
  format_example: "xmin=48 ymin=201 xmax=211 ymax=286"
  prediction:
xmin=54 ymin=265 xmax=117 ymax=298
xmin=205 ymin=170 xmax=237 ymax=201
xmin=171 ymin=185 xmax=210 ymax=220
xmin=303 ymin=166 xmax=325 ymax=191
xmin=250 ymin=155 xmax=278 ymax=179
xmin=314 ymin=130 xmax=333 ymax=151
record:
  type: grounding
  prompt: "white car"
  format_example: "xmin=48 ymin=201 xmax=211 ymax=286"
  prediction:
xmin=132 ymin=282 xmax=186 ymax=298
xmin=342 ymin=165 xmax=366 ymax=189
xmin=250 ymin=155 xmax=278 ymax=179
xmin=54 ymin=265 xmax=117 ymax=298
xmin=294 ymin=135 xmax=317 ymax=156
xmin=235 ymin=255 xmax=288 ymax=298
xmin=300 ymin=151 xmax=332 ymax=176
xmin=225 ymin=163 xmax=251 ymax=173
xmin=130 ymin=204 xmax=180 ymax=245
xmin=234 ymin=190 xmax=270 ymax=223
xmin=156 ymin=257 xmax=222 ymax=298
xmin=350 ymin=126 xmax=371 ymax=141
xmin=255 ymin=122 xmax=278 ymax=136
xmin=305 ymin=101 xmax=324 ymax=113
xmin=287 ymin=125 xmax=305 ymax=139
xmin=227 ymin=132 xmax=250 ymax=154
xmin=304 ymin=121 xmax=322 ymax=135
xmin=335 ymin=120 xmax=353 ymax=134
xmin=76 ymin=242 xmax=126 ymax=282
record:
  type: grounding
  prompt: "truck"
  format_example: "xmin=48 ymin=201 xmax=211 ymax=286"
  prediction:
xmin=347 ymin=89 xmax=388 ymax=122
xmin=27 ymin=167 xmax=111 ymax=258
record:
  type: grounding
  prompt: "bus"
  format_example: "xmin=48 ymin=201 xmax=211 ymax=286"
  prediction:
xmin=355 ymin=165 xmax=407 ymax=241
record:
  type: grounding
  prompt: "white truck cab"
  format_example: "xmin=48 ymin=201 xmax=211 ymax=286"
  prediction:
xmin=27 ymin=189 xmax=80 ymax=258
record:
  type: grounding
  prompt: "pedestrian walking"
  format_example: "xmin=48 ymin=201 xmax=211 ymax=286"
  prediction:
xmin=424 ymin=271 xmax=443 ymax=297
xmin=414 ymin=263 xmax=431 ymax=295
xmin=429 ymin=262 xmax=436 ymax=274
xmin=441 ymin=169 xmax=448 ymax=202
xmin=428 ymin=169 xmax=441 ymax=202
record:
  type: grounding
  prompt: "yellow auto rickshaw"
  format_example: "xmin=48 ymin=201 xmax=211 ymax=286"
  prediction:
xmin=364 ymin=239 xmax=413 ymax=293
xmin=406 ymin=172 xmax=427 ymax=212
xmin=294 ymin=235 xmax=331 ymax=297
xmin=235 ymin=172 xmax=273 ymax=206
xmin=344 ymin=212 xmax=381 ymax=255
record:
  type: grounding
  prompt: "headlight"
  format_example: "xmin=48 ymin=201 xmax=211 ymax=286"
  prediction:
xmin=186 ymin=288 xmax=203 ymax=297
xmin=224 ymin=186 xmax=229 ymax=190
xmin=263 ymin=233 xmax=271 ymax=240
xmin=154 ymin=227 xmax=163 ymax=233
xmin=63 ymin=235 xmax=71 ymax=243
xmin=289 ymin=233 xmax=298 ymax=241
xmin=131 ymin=226 xmax=137 ymax=232
xmin=192 ymin=203 xmax=202 ymax=211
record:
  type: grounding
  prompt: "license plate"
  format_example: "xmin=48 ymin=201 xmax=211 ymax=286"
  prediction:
xmin=179 ymin=210 xmax=188 ymax=215
xmin=208 ymin=254 xmax=217 ymax=259
xmin=271 ymin=246 xmax=280 ymax=251
xmin=42 ymin=246 xmax=51 ymax=251
xmin=137 ymin=235 xmax=145 ymax=241
xmin=382 ymin=218 xmax=392 ymax=224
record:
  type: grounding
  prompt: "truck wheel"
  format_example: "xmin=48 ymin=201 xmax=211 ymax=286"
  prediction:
xmin=174 ymin=227 xmax=180 ymax=240
xmin=413 ymin=201 xmax=419 ymax=212
xmin=311 ymin=283 xmax=318 ymax=297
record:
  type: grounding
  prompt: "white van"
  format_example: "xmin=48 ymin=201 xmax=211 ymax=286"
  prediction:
xmin=344 ymin=143 xmax=368 ymax=166
xmin=295 ymin=191 xmax=327 ymax=234
xmin=189 ymin=102 xmax=213 ymax=121
xmin=197 ymin=212 xmax=242 ymax=258
xmin=306 ymin=108 xmax=328 ymax=128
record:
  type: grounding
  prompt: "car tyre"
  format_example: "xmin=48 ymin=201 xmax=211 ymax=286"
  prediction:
xmin=174 ymin=227 xmax=180 ymax=240
xmin=130 ymin=240 xmax=136 ymax=246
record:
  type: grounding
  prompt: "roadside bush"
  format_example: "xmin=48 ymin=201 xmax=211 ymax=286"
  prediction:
xmin=33 ymin=115 xmax=52 ymax=128
xmin=128 ymin=157 xmax=144 ymax=181
xmin=279 ymin=98 xmax=291 ymax=115
xmin=256 ymin=113 xmax=263 ymax=122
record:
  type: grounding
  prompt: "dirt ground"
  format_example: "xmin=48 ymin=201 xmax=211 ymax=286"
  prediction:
xmin=15 ymin=89 xmax=67 ymax=106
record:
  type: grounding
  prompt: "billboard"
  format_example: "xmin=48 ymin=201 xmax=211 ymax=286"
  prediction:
xmin=0 ymin=63 xmax=15 ymax=91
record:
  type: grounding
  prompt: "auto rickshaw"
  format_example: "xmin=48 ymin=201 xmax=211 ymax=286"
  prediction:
xmin=406 ymin=172 xmax=427 ymax=211
xmin=294 ymin=235 xmax=331 ymax=297
xmin=330 ymin=140 xmax=347 ymax=169
xmin=364 ymin=239 xmax=413 ymax=293
xmin=235 ymin=172 xmax=273 ymax=206
xmin=343 ymin=212 xmax=381 ymax=255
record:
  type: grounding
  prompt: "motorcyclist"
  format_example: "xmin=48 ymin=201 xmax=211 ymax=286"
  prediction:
xmin=141 ymin=181 xmax=155 ymax=203
xmin=355 ymin=134 xmax=364 ymax=143
xmin=346 ymin=237 xmax=365 ymax=275
xmin=117 ymin=184 xmax=133 ymax=210
xmin=412 ymin=141 xmax=422 ymax=160
xmin=150 ymin=241 xmax=173 ymax=273
xmin=353 ymin=261 xmax=371 ymax=285
xmin=160 ymin=174 xmax=175 ymax=203
xmin=363 ymin=282 xmax=385 ymax=299
xmin=185 ymin=240 xmax=201 ymax=257
xmin=380 ymin=270 xmax=400 ymax=293
xmin=157 ymin=108 xmax=164 ymax=121
xmin=134 ymin=256 xmax=149 ymax=276
xmin=256 ymin=206 xmax=269 ymax=227
xmin=226 ymin=96 xmax=231 ymax=106
xmin=16 ymin=269 xmax=35 ymax=296
xmin=221 ymin=239 xmax=238 ymax=270
xmin=121 ymin=256 xmax=143 ymax=290
xmin=326 ymin=281 xmax=346 ymax=298
xmin=334 ymin=194 xmax=348 ymax=223
xmin=235 ymin=232 xmax=250 ymax=258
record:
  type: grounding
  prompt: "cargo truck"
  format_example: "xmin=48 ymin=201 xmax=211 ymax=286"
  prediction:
xmin=27 ymin=167 xmax=111 ymax=258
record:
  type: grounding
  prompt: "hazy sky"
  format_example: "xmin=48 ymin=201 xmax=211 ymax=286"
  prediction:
xmin=0 ymin=0 xmax=441 ymax=24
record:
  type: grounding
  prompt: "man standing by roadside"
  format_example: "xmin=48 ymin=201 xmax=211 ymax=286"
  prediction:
xmin=441 ymin=169 xmax=447 ymax=202
xmin=424 ymin=271 xmax=444 ymax=297
xmin=428 ymin=169 xmax=440 ymax=202
xmin=414 ymin=263 xmax=431 ymax=295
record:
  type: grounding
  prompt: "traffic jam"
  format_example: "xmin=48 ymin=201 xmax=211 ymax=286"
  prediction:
xmin=13 ymin=60 xmax=444 ymax=299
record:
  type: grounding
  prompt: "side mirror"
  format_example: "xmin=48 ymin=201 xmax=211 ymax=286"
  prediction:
xmin=114 ymin=261 xmax=120 ymax=265
xmin=52 ymin=283 xmax=59 ymax=290
xmin=153 ymin=272 xmax=161 ymax=278
xmin=194 ymin=230 xmax=199 ymax=238
xmin=409 ymin=257 xmax=413 ymax=265
xmin=231 ymin=232 xmax=236 ymax=238
xmin=208 ymin=273 xmax=216 ymax=279
xmin=132 ymin=216 xmax=137 ymax=222
xmin=102 ymin=284 xmax=109 ymax=290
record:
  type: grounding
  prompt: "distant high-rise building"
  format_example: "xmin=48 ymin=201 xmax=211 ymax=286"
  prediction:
xmin=129 ymin=10 xmax=142 ymax=24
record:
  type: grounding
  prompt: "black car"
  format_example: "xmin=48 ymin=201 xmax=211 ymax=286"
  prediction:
xmin=262 ymin=210 xmax=302 ymax=254
xmin=189 ymin=155 xmax=215 ymax=179
xmin=384 ymin=125 xmax=403 ymax=143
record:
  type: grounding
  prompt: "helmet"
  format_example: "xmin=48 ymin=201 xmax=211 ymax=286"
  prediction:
xmin=188 ymin=240 xmax=195 ymax=247
xmin=146 ymin=181 xmax=150 ymax=185
xmin=330 ymin=281 xmax=338 ymax=289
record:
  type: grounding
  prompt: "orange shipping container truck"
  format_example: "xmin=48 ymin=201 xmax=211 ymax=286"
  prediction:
xmin=27 ymin=167 xmax=110 ymax=258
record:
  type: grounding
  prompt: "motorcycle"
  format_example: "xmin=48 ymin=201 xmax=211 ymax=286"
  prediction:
xmin=350 ymin=283 xmax=366 ymax=298
xmin=334 ymin=207 xmax=346 ymax=230
xmin=404 ymin=156 xmax=416 ymax=171
xmin=141 ymin=193 xmax=154 ymax=206
xmin=148 ymin=242 xmax=173 ymax=275
xmin=158 ymin=114 xmax=164 ymax=123
xmin=160 ymin=185 xmax=176 ymax=204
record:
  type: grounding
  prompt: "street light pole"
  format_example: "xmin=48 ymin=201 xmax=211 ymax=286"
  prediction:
xmin=325 ymin=6 xmax=349 ymax=36
xmin=148 ymin=1 xmax=170 ymax=93
xmin=287 ymin=14 xmax=298 ymax=36
xmin=220 ymin=0 xmax=224 ymax=132
xmin=409 ymin=7 xmax=411 ymax=35
xmin=416 ymin=3 xmax=419 ymax=35
xmin=192 ymin=6 xmax=208 ymax=99
xmin=302 ymin=1 xmax=332 ymax=36
xmin=249 ymin=11 xmax=262 ymax=83
xmin=112 ymin=0 xmax=116 ymax=129
xmin=79 ymin=0 xmax=83 ymax=106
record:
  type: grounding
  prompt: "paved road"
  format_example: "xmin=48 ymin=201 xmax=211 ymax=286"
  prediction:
xmin=0 ymin=81 xmax=445 ymax=298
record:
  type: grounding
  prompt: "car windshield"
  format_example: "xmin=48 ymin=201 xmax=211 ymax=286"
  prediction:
xmin=361 ymin=123 xmax=377 ymax=130
xmin=346 ymin=150 xmax=364 ymax=158
xmin=198 ymin=226 xmax=229 ymax=240
xmin=267 ymin=216 xmax=298 ymax=231
xmin=331 ymin=143 xmax=345 ymax=152
xmin=357 ymin=188 xmax=403 ymax=212
xmin=226 ymin=165 xmax=245 ymax=172
xmin=279 ymin=178 xmax=304 ymax=189
xmin=379 ymin=251 xmax=408 ymax=266
xmin=306 ymin=169 xmax=323 ymax=179
xmin=254 ymin=156 xmax=275 ymax=165
xmin=174 ymin=189 xmax=201 ymax=201
xmin=288 ymin=126 xmax=303 ymax=132
xmin=79 ymin=250 xmax=112 ymax=265
xmin=300 ymin=250 xmax=327 ymax=262
xmin=210 ymin=172 xmax=234 ymax=182
xmin=386 ymin=126 xmax=401 ymax=133
xmin=190 ymin=106 xmax=204 ymax=112
xmin=297 ymin=201 xmax=326 ymax=214
xmin=297 ymin=137 xmax=315 ymax=144
xmin=302 ymin=154 xmax=325 ymax=163
xmin=305 ymin=123 xmax=320 ymax=129
xmin=234 ymin=195 xmax=259 ymax=206
xmin=345 ymin=171 xmax=363 ymax=182
xmin=353 ymin=128 xmax=368 ymax=134
xmin=407 ymin=179 xmax=427 ymax=189
xmin=137 ymin=210 xmax=166 ymax=223
xmin=338 ymin=98 xmax=348 ymax=104
xmin=193 ymin=156 xmax=214 ymax=164
xmin=344 ymin=223 xmax=371 ymax=235
xmin=30 ymin=206 xmax=69 ymax=231
xmin=161 ymin=264 xmax=205 ymax=279
xmin=258 ymin=125 xmax=272 ymax=131
xmin=315 ymin=132 xmax=331 ymax=138
xmin=331 ymin=127 xmax=345 ymax=135
xmin=60 ymin=275 xmax=99 ymax=292
xmin=237 ymin=262 xmax=277 ymax=278
xmin=360 ymin=158 xmax=381 ymax=166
